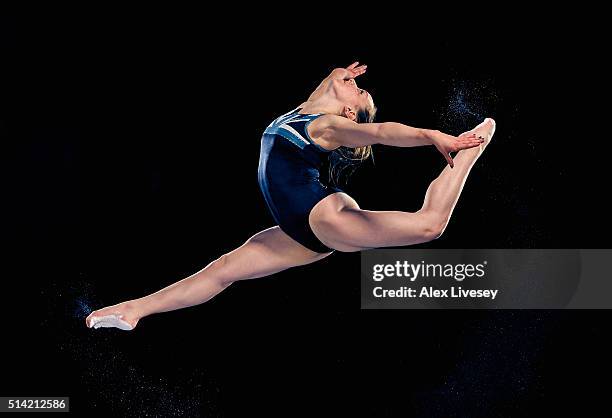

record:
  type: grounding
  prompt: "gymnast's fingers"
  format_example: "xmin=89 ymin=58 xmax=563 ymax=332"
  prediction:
xmin=459 ymin=137 xmax=483 ymax=146
xmin=458 ymin=136 xmax=483 ymax=144
xmin=455 ymin=141 xmax=482 ymax=151
xmin=346 ymin=61 xmax=359 ymax=70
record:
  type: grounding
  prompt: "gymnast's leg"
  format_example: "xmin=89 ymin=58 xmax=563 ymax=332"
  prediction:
xmin=309 ymin=118 xmax=496 ymax=252
xmin=85 ymin=226 xmax=331 ymax=330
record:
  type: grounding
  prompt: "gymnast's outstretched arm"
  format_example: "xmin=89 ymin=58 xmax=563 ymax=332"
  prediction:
xmin=312 ymin=114 xmax=484 ymax=168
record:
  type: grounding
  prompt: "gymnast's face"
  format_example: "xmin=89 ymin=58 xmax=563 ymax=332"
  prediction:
xmin=334 ymin=78 xmax=374 ymax=121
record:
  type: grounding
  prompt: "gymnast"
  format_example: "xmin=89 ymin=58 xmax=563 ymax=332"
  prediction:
xmin=86 ymin=62 xmax=495 ymax=330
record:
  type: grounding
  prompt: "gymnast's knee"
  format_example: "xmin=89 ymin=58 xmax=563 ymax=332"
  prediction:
xmin=210 ymin=253 xmax=230 ymax=274
xmin=418 ymin=210 xmax=449 ymax=242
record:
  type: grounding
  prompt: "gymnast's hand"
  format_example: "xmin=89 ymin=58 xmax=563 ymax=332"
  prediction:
xmin=432 ymin=131 xmax=484 ymax=168
xmin=331 ymin=62 xmax=367 ymax=80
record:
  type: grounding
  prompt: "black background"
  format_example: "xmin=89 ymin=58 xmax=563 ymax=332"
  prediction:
xmin=2 ymin=11 xmax=610 ymax=417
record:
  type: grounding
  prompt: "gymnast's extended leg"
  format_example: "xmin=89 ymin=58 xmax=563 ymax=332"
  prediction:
xmin=85 ymin=226 xmax=331 ymax=330
xmin=309 ymin=119 xmax=496 ymax=252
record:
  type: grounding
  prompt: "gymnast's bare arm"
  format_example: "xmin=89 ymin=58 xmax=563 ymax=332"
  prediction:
xmin=314 ymin=114 xmax=484 ymax=168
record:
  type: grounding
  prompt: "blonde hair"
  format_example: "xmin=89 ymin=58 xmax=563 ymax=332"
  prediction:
xmin=328 ymin=105 xmax=377 ymax=188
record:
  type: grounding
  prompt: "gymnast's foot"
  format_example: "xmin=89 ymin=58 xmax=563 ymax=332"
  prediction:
xmin=85 ymin=300 xmax=141 ymax=331
xmin=459 ymin=118 xmax=496 ymax=157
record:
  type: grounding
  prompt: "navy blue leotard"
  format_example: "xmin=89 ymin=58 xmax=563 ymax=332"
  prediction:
xmin=258 ymin=107 xmax=343 ymax=253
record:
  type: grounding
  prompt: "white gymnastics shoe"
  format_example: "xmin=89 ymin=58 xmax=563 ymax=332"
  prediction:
xmin=88 ymin=314 xmax=134 ymax=331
